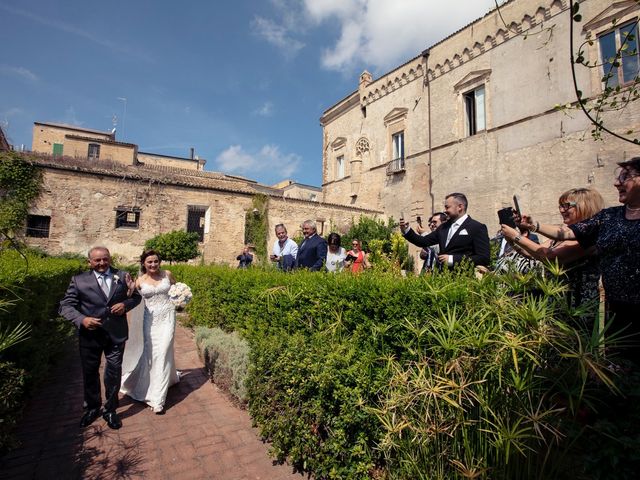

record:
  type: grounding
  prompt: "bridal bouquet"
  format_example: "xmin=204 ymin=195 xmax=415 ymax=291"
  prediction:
xmin=168 ymin=282 xmax=192 ymax=309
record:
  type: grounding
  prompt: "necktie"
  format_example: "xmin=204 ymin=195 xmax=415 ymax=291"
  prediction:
xmin=98 ymin=274 xmax=110 ymax=297
xmin=445 ymin=222 xmax=458 ymax=247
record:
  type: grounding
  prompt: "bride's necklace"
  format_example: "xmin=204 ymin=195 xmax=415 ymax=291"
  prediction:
xmin=626 ymin=204 xmax=640 ymax=212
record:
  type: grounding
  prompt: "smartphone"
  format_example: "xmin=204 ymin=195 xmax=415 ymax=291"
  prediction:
xmin=513 ymin=195 xmax=521 ymax=218
xmin=497 ymin=207 xmax=517 ymax=228
xmin=400 ymin=211 xmax=405 ymax=221
xmin=417 ymin=216 xmax=422 ymax=227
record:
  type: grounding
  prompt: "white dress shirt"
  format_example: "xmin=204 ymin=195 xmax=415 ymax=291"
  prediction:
xmin=272 ymin=237 xmax=298 ymax=259
xmin=444 ymin=214 xmax=468 ymax=265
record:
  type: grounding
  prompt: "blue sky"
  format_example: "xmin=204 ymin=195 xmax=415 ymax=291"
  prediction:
xmin=1 ymin=0 xmax=499 ymax=187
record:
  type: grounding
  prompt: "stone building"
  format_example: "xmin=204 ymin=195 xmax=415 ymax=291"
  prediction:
xmin=320 ymin=0 xmax=640 ymax=237
xmin=23 ymin=123 xmax=380 ymax=263
xmin=271 ymin=179 xmax=322 ymax=202
xmin=32 ymin=122 xmax=206 ymax=170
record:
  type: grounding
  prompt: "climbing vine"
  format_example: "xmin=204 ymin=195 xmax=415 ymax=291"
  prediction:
xmin=244 ymin=194 xmax=269 ymax=260
xmin=0 ymin=152 xmax=42 ymax=248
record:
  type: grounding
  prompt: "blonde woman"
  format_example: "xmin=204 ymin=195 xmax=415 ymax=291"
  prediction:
xmin=501 ymin=188 xmax=605 ymax=311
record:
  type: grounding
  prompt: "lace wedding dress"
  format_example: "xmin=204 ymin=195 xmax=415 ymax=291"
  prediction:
xmin=121 ymin=276 xmax=179 ymax=412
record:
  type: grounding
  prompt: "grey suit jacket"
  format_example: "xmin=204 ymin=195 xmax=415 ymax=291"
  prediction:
xmin=59 ymin=269 xmax=142 ymax=344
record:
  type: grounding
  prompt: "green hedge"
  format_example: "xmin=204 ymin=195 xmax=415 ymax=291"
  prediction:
xmin=0 ymin=250 xmax=89 ymax=451
xmin=0 ymin=251 xmax=87 ymax=383
xmin=172 ymin=264 xmax=637 ymax=479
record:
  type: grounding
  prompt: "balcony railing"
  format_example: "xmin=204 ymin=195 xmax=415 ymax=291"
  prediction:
xmin=386 ymin=157 xmax=405 ymax=175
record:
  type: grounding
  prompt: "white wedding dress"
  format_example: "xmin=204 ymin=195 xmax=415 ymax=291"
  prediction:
xmin=121 ymin=276 xmax=179 ymax=412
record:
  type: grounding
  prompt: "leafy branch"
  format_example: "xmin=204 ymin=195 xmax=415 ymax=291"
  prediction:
xmin=567 ymin=0 xmax=640 ymax=144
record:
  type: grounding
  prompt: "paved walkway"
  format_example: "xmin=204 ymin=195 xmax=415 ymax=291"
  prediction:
xmin=1 ymin=324 xmax=302 ymax=480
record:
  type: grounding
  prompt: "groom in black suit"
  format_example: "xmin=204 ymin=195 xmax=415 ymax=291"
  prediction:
xmin=400 ymin=193 xmax=490 ymax=268
xmin=59 ymin=246 xmax=141 ymax=429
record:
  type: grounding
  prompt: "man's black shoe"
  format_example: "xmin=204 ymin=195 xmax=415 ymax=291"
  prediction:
xmin=102 ymin=411 xmax=122 ymax=430
xmin=80 ymin=408 xmax=101 ymax=428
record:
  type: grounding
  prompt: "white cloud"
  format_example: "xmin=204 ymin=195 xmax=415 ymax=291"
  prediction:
xmin=60 ymin=106 xmax=83 ymax=126
xmin=253 ymin=101 xmax=274 ymax=117
xmin=0 ymin=64 xmax=38 ymax=82
xmin=302 ymin=0 xmax=501 ymax=73
xmin=0 ymin=107 xmax=24 ymax=119
xmin=251 ymin=16 xmax=305 ymax=58
xmin=216 ymin=144 xmax=300 ymax=178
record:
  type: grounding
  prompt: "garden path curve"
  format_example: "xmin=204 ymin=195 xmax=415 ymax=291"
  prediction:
xmin=0 ymin=323 xmax=301 ymax=480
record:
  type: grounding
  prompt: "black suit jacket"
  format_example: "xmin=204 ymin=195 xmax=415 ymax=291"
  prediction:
xmin=59 ymin=269 xmax=142 ymax=344
xmin=296 ymin=234 xmax=328 ymax=271
xmin=404 ymin=216 xmax=490 ymax=267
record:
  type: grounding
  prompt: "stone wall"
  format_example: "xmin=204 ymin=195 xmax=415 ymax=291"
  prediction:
xmin=25 ymin=161 xmax=382 ymax=265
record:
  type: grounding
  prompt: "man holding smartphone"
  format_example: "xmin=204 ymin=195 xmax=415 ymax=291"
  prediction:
xmin=400 ymin=193 xmax=490 ymax=268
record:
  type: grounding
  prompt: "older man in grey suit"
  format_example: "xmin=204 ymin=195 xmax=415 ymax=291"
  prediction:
xmin=59 ymin=246 xmax=141 ymax=429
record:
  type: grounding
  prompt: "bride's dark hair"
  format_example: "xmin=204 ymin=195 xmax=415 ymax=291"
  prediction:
xmin=140 ymin=249 xmax=161 ymax=274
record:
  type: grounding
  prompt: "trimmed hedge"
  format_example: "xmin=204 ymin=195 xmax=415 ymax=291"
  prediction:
xmin=172 ymin=264 xmax=638 ymax=479
xmin=0 ymin=250 xmax=88 ymax=450
xmin=0 ymin=251 xmax=86 ymax=384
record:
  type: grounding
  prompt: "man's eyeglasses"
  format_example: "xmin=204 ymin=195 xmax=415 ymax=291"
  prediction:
xmin=558 ymin=201 xmax=577 ymax=211
xmin=428 ymin=221 xmax=438 ymax=226
xmin=616 ymin=169 xmax=640 ymax=183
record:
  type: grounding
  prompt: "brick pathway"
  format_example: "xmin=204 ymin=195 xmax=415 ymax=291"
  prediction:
xmin=1 ymin=325 xmax=302 ymax=480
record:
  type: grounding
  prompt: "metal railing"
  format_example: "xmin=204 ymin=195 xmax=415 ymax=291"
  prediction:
xmin=386 ymin=157 xmax=405 ymax=175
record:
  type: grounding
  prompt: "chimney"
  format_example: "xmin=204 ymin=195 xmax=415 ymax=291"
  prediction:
xmin=190 ymin=147 xmax=195 ymax=160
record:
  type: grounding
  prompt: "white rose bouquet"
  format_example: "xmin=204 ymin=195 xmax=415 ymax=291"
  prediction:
xmin=168 ymin=282 xmax=193 ymax=309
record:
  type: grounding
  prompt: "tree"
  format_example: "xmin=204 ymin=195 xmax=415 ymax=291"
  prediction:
xmin=144 ymin=230 xmax=200 ymax=263
xmin=342 ymin=216 xmax=414 ymax=272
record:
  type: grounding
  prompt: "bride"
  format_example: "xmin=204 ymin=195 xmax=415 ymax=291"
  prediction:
xmin=121 ymin=250 xmax=179 ymax=414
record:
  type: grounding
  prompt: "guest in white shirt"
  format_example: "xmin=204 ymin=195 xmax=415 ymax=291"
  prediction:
xmin=326 ymin=233 xmax=347 ymax=272
xmin=270 ymin=223 xmax=298 ymax=271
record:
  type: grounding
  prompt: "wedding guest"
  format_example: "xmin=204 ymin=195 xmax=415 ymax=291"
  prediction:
xmin=59 ymin=246 xmax=141 ymax=429
xmin=502 ymin=188 xmax=604 ymax=309
xmin=326 ymin=232 xmax=347 ymax=272
xmin=236 ymin=245 xmax=253 ymax=268
xmin=420 ymin=212 xmax=447 ymax=273
xmin=270 ymin=223 xmax=298 ymax=271
xmin=401 ymin=193 xmax=490 ymax=268
xmin=121 ymin=250 xmax=179 ymax=414
xmin=296 ymin=220 xmax=327 ymax=271
xmin=346 ymin=239 xmax=370 ymax=273
xmin=520 ymin=159 xmax=640 ymax=364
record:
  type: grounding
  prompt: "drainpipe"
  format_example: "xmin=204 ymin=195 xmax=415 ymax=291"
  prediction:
xmin=422 ymin=49 xmax=434 ymax=214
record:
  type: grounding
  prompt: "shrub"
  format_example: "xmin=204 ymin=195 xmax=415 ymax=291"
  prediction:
xmin=179 ymin=264 xmax=633 ymax=479
xmin=0 ymin=361 xmax=27 ymax=451
xmin=0 ymin=250 xmax=84 ymax=389
xmin=195 ymin=326 xmax=250 ymax=405
xmin=144 ymin=230 xmax=200 ymax=263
